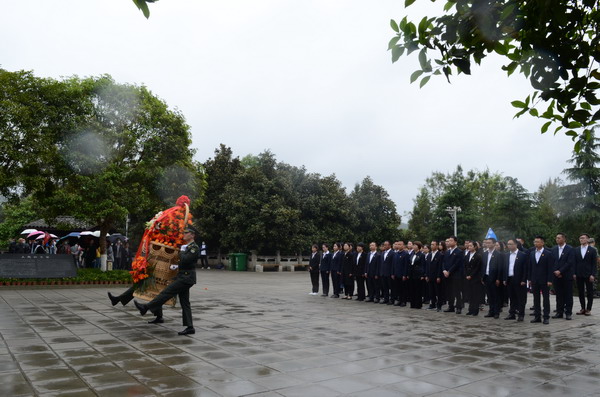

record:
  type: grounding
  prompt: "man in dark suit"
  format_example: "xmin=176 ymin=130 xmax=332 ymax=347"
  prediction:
xmin=442 ymin=236 xmax=464 ymax=314
xmin=551 ymin=233 xmax=575 ymax=320
xmin=354 ymin=243 xmax=367 ymax=301
xmin=319 ymin=244 xmax=332 ymax=297
xmin=134 ymin=226 xmax=199 ymax=335
xmin=574 ymin=234 xmax=597 ymax=316
xmin=379 ymin=241 xmax=393 ymax=304
xmin=392 ymin=241 xmax=409 ymax=306
xmin=308 ymin=244 xmax=320 ymax=295
xmin=365 ymin=242 xmax=380 ymax=302
xmin=482 ymin=238 xmax=503 ymax=319
xmin=504 ymin=239 xmax=529 ymax=321
xmin=529 ymin=236 xmax=554 ymax=324
xmin=425 ymin=240 xmax=444 ymax=311
xmin=330 ymin=243 xmax=343 ymax=298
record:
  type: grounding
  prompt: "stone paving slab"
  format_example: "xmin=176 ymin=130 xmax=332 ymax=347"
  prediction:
xmin=0 ymin=271 xmax=599 ymax=396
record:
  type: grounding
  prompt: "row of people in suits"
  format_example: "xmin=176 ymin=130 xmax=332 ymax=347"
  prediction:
xmin=307 ymin=233 xmax=597 ymax=325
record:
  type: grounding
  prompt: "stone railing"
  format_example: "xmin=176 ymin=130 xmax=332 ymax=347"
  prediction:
xmin=205 ymin=251 xmax=310 ymax=272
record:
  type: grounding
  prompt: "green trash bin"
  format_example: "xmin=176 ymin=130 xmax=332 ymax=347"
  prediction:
xmin=233 ymin=253 xmax=247 ymax=271
xmin=228 ymin=254 xmax=237 ymax=271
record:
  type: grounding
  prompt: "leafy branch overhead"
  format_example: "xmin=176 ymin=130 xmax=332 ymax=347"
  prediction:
xmin=132 ymin=0 xmax=158 ymax=19
xmin=389 ymin=0 xmax=600 ymax=150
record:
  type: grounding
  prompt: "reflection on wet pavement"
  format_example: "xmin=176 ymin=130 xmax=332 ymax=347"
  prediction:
xmin=0 ymin=271 xmax=599 ymax=396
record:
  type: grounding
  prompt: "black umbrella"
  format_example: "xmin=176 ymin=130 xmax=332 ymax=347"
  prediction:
xmin=107 ymin=233 xmax=127 ymax=243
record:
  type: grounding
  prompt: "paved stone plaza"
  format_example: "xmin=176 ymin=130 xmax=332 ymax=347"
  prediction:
xmin=0 ymin=271 xmax=599 ymax=397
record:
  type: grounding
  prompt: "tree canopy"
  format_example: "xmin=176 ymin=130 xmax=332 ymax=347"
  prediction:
xmin=390 ymin=0 xmax=600 ymax=149
xmin=0 ymin=69 xmax=204 ymax=261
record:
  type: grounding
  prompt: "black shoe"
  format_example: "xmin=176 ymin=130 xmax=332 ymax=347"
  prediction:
xmin=436 ymin=308 xmax=441 ymax=312
xmin=380 ymin=300 xmax=389 ymax=304
xmin=543 ymin=318 xmax=549 ymax=324
xmin=484 ymin=313 xmax=495 ymax=318
xmin=517 ymin=316 xmax=524 ymax=322
xmin=565 ymin=314 xmax=572 ymax=320
xmin=552 ymin=313 xmax=563 ymax=319
xmin=456 ymin=309 xmax=462 ymax=314
xmin=529 ymin=306 xmax=535 ymax=310
xmin=400 ymin=303 xmax=406 ymax=307
xmin=134 ymin=300 xmax=148 ymax=316
xmin=107 ymin=292 xmax=120 ymax=306
xmin=178 ymin=327 xmax=195 ymax=335
xmin=530 ymin=318 xmax=541 ymax=323
xmin=365 ymin=298 xmax=373 ymax=302
xmin=393 ymin=300 xmax=400 ymax=306
xmin=494 ymin=314 xmax=499 ymax=319
xmin=374 ymin=299 xmax=380 ymax=303
xmin=472 ymin=312 xmax=479 ymax=316
xmin=443 ymin=308 xmax=455 ymax=312
xmin=148 ymin=317 xmax=164 ymax=324
xmin=505 ymin=315 xmax=516 ymax=320
xmin=321 ymin=294 xmax=328 ymax=297
xmin=465 ymin=312 xmax=473 ymax=316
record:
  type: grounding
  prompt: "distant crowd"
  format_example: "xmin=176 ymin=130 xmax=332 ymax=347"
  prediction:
xmin=7 ymin=236 xmax=134 ymax=270
xmin=306 ymin=234 xmax=599 ymax=324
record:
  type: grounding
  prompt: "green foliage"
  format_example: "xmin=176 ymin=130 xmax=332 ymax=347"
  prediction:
xmin=132 ymin=0 xmax=158 ymax=19
xmin=0 ymin=196 xmax=36 ymax=249
xmin=0 ymin=269 xmax=132 ymax=283
xmin=0 ymin=69 xmax=205 ymax=252
xmin=389 ymin=1 xmax=600 ymax=146
xmin=199 ymin=146 xmax=402 ymax=254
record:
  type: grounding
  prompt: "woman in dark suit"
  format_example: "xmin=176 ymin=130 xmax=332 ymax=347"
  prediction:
xmin=330 ymin=242 xmax=343 ymax=298
xmin=342 ymin=242 xmax=355 ymax=300
xmin=408 ymin=241 xmax=426 ymax=309
xmin=464 ymin=241 xmax=483 ymax=316
xmin=353 ymin=243 xmax=367 ymax=301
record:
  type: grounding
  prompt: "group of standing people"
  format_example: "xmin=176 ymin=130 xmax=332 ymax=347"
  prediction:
xmin=308 ymin=233 xmax=598 ymax=325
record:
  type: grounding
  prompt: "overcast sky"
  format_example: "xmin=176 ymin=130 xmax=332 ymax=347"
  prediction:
xmin=0 ymin=1 xmax=576 ymax=219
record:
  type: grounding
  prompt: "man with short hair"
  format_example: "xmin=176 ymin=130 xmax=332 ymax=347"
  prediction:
xmin=504 ymin=239 xmax=529 ymax=321
xmin=442 ymin=236 xmax=464 ymax=314
xmin=134 ymin=226 xmax=200 ymax=335
xmin=574 ymin=234 xmax=597 ymax=316
xmin=529 ymin=236 xmax=554 ymax=324
xmin=379 ymin=241 xmax=393 ymax=304
xmin=392 ymin=241 xmax=409 ymax=306
xmin=482 ymin=238 xmax=503 ymax=319
xmin=425 ymin=240 xmax=443 ymax=311
xmin=552 ymin=233 xmax=575 ymax=320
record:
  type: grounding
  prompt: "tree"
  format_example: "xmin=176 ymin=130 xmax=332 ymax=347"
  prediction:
xmin=409 ymin=187 xmax=433 ymax=243
xmin=389 ymin=0 xmax=600 ymax=148
xmin=0 ymin=69 xmax=204 ymax=269
xmin=0 ymin=196 xmax=36 ymax=249
xmin=350 ymin=176 xmax=402 ymax=244
xmin=132 ymin=0 xmax=158 ymax=18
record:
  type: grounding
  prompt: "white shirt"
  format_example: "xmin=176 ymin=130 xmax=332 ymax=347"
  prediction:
xmin=535 ymin=248 xmax=543 ymax=263
xmin=383 ymin=249 xmax=391 ymax=260
xmin=369 ymin=251 xmax=376 ymax=262
xmin=431 ymin=250 xmax=437 ymax=261
xmin=322 ymin=250 xmax=329 ymax=258
xmin=581 ymin=245 xmax=588 ymax=258
xmin=356 ymin=252 xmax=362 ymax=264
xmin=508 ymin=250 xmax=518 ymax=277
xmin=486 ymin=249 xmax=495 ymax=275
xmin=468 ymin=252 xmax=474 ymax=262
xmin=311 ymin=252 xmax=317 ymax=259
xmin=558 ymin=244 xmax=565 ymax=257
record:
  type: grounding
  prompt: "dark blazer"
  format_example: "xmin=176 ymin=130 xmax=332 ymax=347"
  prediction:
xmin=309 ymin=252 xmax=320 ymax=273
xmin=393 ymin=250 xmax=409 ymax=277
xmin=342 ymin=251 xmax=354 ymax=275
xmin=320 ymin=251 xmax=332 ymax=272
xmin=574 ymin=245 xmax=598 ymax=278
xmin=552 ymin=244 xmax=575 ymax=276
xmin=408 ymin=251 xmax=425 ymax=278
xmin=443 ymin=247 xmax=464 ymax=278
xmin=365 ymin=251 xmax=380 ymax=277
xmin=464 ymin=251 xmax=482 ymax=279
xmin=353 ymin=251 xmax=367 ymax=276
xmin=177 ymin=241 xmax=199 ymax=285
xmin=379 ymin=249 xmax=394 ymax=277
xmin=331 ymin=251 xmax=343 ymax=272
xmin=528 ymin=248 xmax=554 ymax=284
xmin=504 ymin=250 xmax=529 ymax=283
xmin=481 ymin=249 xmax=503 ymax=281
xmin=425 ymin=250 xmax=444 ymax=279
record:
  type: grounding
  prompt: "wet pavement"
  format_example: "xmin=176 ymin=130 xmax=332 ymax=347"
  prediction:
xmin=0 ymin=271 xmax=599 ymax=396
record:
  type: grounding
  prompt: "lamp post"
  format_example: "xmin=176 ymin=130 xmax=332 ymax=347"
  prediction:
xmin=445 ymin=206 xmax=461 ymax=237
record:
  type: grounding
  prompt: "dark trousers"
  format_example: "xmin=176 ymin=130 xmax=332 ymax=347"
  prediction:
xmin=146 ymin=279 xmax=194 ymax=327
xmin=343 ymin=274 xmax=354 ymax=296
xmin=446 ymin=277 xmax=463 ymax=309
xmin=309 ymin=271 xmax=319 ymax=293
xmin=380 ymin=276 xmax=391 ymax=302
xmin=532 ymin=282 xmax=550 ymax=319
xmin=366 ymin=276 xmax=377 ymax=299
xmin=331 ymin=272 xmax=341 ymax=295
xmin=199 ymin=255 xmax=209 ymax=268
xmin=320 ymin=271 xmax=330 ymax=295
xmin=408 ymin=278 xmax=424 ymax=308
xmin=118 ymin=286 xmax=135 ymax=305
xmin=484 ymin=276 xmax=499 ymax=315
xmin=576 ymin=276 xmax=594 ymax=311
xmin=399 ymin=279 xmax=408 ymax=304
xmin=554 ymin=275 xmax=573 ymax=315
xmin=356 ymin=275 xmax=366 ymax=300
xmin=507 ymin=277 xmax=527 ymax=316
xmin=429 ymin=278 xmax=444 ymax=308
xmin=465 ymin=279 xmax=481 ymax=314
xmin=423 ymin=278 xmax=430 ymax=303
xmin=443 ymin=277 xmax=454 ymax=308
xmin=390 ymin=276 xmax=399 ymax=302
